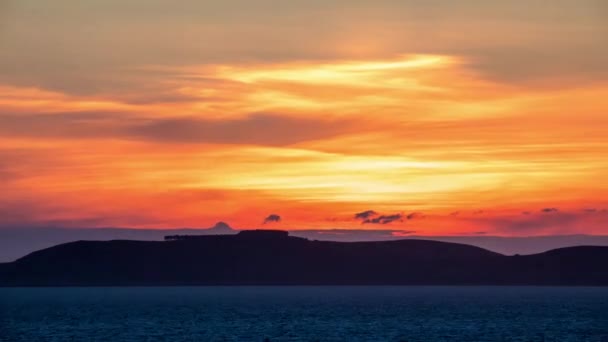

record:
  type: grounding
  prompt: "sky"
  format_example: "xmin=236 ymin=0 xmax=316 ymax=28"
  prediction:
xmin=1 ymin=0 xmax=608 ymax=236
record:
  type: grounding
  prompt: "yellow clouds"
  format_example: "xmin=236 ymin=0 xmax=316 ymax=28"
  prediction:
xmin=166 ymin=55 xmax=464 ymax=118
xmin=166 ymin=54 xmax=544 ymax=129
xmin=1 ymin=52 xmax=608 ymax=233
xmin=215 ymin=55 xmax=452 ymax=85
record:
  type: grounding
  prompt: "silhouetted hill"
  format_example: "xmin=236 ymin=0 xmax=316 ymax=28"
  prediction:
xmin=3 ymin=227 xmax=608 ymax=263
xmin=0 ymin=230 xmax=606 ymax=286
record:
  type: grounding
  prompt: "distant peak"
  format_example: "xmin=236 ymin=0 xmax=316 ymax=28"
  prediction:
xmin=212 ymin=221 xmax=232 ymax=230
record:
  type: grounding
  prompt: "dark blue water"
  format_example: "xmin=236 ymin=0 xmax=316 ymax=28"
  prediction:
xmin=1 ymin=287 xmax=607 ymax=341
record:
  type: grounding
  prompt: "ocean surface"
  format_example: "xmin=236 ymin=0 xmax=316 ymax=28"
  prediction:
xmin=1 ymin=287 xmax=607 ymax=341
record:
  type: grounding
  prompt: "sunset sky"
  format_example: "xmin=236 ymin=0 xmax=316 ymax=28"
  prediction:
xmin=1 ymin=0 xmax=608 ymax=235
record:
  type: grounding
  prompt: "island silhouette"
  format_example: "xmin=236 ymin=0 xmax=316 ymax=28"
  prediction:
xmin=1 ymin=229 xmax=606 ymax=286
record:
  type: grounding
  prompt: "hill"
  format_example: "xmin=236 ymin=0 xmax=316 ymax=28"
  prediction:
xmin=1 ymin=230 xmax=606 ymax=286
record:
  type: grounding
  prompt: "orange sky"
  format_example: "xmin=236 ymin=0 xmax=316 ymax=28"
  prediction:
xmin=1 ymin=1 xmax=608 ymax=235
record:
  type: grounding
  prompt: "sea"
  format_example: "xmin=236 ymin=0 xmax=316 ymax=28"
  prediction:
xmin=0 ymin=286 xmax=607 ymax=341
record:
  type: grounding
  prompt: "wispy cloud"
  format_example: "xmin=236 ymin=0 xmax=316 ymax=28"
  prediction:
xmin=363 ymin=214 xmax=403 ymax=225
xmin=354 ymin=210 xmax=377 ymax=220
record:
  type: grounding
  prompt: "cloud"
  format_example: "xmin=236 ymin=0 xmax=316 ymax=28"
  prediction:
xmin=129 ymin=114 xmax=352 ymax=146
xmin=263 ymin=214 xmax=281 ymax=224
xmin=541 ymin=208 xmax=559 ymax=213
xmin=406 ymin=212 xmax=424 ymax=220
xmin=355 ymin=211 xmax=418 ymax=223
xmin=363 ymin=214 xmax=403 ymax=225
xmin=2 ymin=0 xmax=606 ymax=97
xmin=354 ymin=210 xmax=377 ymax=220
xmin=0 ymin=112 xmax=353 ymax=146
